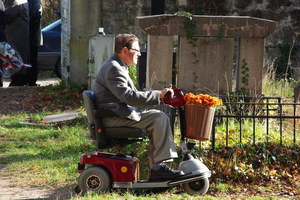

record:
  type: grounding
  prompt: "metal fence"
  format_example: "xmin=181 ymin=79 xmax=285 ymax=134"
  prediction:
xmin=211 ymin=96 xmax=300 ymax=151
xmin=157 ymin=96 xmax=300 ymax=151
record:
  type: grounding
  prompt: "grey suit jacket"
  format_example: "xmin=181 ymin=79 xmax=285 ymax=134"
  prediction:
xmin=92 ymin=54 xmax=160 ymax=121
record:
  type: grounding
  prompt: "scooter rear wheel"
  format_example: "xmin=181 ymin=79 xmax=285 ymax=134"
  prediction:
xmin=182 ymin=178 xmax=209 ymax=195
xmin=78 ymin=166 xmax=111 ymax=194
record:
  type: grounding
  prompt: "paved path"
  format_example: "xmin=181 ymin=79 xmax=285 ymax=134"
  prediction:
xmin=0 ymin=166 xmax=74 ymax=200
xmin=3 ymin=77 xmax=61 ymax=87
xmin=0 ymin=166 xmax=69 ymax=200
xmin=1 ymin=78 xmax=75 ymax=199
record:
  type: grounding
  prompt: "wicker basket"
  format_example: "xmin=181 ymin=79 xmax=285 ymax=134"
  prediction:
xmin=184 ymin=104 xmax=215 ymax=141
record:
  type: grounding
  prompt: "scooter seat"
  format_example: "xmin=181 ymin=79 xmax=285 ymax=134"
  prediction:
xmin=104 ymin=127 xmax=148 ymax=139
xmin=83 ymin=90 xmax=148 ymax=149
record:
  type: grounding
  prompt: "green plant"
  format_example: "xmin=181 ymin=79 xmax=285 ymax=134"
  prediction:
xmin=192 ymin=72 xmax=198 ymax=88
xmin=176 ymin=12 xmax=225 ymax=69
xmin=274 ymin=43 xmax=300 ymax=79
xmin=240 ymin=58 xmax=249 ymax=95
xmin=181 ymin=12 xmax=201 ymax=65
xmin=129 ymin=65 xmax=137 ymax=86
xmin=159 ymin=80 xmax=167 ymax=85
xmin=41 ymin=0 xmax=61 ymax=28
xmin=188 ymin=0 xmax=225 ymax=15
xmin=263 ymin=62 xmax=298 ymax=98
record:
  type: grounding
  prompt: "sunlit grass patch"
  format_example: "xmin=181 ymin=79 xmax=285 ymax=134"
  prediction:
xmin=0 ymin=113 xmax=95 ymax=188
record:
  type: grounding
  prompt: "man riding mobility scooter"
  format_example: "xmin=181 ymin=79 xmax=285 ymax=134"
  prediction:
xmin=76 ymin=87 xmax=212 ymax=195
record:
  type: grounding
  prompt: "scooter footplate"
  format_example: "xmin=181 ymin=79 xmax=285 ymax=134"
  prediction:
xmin=131 ymin=170 xmax=211 ymax=189
xmin=168 ymin=170 xmax=211 ymax=186
xmin=132 ymin=180 xmax=170 ymax=188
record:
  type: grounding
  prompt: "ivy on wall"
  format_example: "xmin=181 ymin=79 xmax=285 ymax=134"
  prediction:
xmin=184 ymin=0 xmax=224 ymax=15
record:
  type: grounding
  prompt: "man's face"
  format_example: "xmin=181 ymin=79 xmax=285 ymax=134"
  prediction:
xmin=125 ymin=41 xmax=141 ymax=66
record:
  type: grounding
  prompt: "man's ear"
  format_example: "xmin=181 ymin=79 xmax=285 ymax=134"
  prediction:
xmin=122 ymin=47 xmax=128 ymax=54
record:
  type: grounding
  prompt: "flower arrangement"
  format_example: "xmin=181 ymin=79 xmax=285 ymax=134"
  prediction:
xmin=0 ymin=42 xmax=31 ymax=78
xmin=184 ymin=92 xmax=222 ymax=140
xmin=184 ymin=93 xmax=223 ymax=108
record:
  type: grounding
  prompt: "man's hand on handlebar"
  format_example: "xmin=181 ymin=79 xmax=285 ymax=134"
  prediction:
xmin=160 ymin=87 xmax=174 ymax=99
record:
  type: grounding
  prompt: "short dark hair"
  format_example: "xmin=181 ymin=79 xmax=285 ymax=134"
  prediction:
xmin=115 ymin=34 xmax=139 ymax=54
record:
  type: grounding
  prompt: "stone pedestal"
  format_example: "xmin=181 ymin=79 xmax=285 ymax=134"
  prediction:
xmin=178 ymin=37 xmax=234 ymax=94
xmin=136 ymin=15 xmax=276 ymax=95
xmin=238 ymin=38 xmax=265 ymax=94
xmin=146 ymin=35 xmax=173 ymax=89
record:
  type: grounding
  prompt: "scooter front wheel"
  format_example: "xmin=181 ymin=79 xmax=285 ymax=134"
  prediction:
xmin=78 ymin=166 xmax=111 ymax=194
xmin=182 ymin=178 xmax=209 ymax=195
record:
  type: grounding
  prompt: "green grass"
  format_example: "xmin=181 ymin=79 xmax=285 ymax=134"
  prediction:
xmin=1 ymin=112 xmax=299 ymax=199
xmin=262 ymin=65 xmax=298 ymax=98
xmin=0 ymin=113 xmax=92 ymax=189
xmin=1 ymin=69 xmax=300 ymax=199
xmin=212 ymin=117 xmax=299 ymax=147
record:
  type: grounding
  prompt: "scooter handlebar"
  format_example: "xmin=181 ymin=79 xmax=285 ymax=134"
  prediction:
xmin=160 ymin=87 xmax=184 ymax=108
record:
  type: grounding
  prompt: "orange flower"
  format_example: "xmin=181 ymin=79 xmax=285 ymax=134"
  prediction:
xmin=184 ymin=93 xmax=222 ymax=108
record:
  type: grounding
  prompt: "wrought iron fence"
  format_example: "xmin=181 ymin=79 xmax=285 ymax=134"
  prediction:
xmin=157 ymin=96 xmax=300 ymax=151
xmin=211 ymin=97 xmax=300 ymax=151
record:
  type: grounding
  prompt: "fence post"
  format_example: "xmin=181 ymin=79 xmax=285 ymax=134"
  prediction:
xmin=253 ymin=104 xmax=256 ymax=145
xmin=212 ymin=119 xmax=216 ymax=152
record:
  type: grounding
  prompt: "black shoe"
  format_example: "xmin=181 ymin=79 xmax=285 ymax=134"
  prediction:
xmin=148 ymin=164 xmax=185 ymax=181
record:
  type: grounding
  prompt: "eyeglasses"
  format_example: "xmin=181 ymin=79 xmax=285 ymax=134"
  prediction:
xmin=130 ymin=48 xmax=141 ymax=53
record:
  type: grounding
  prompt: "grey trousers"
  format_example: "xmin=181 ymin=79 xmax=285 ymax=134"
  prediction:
xmin=102 ymin=109 xmax=178 ymax=165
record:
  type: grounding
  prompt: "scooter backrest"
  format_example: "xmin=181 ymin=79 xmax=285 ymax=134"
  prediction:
xmin=82 ymin=90 xmax=148 ymax=149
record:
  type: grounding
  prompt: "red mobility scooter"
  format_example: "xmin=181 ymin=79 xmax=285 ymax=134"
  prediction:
xmin=76 ymin=88 xmax=211 ymax=195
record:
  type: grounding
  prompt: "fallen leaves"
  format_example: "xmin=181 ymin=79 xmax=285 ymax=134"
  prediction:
xmin=0 ymin=83 xmax=87 ymax=115
xmin=29 ymin=166 xmax=39 ymax=171
xmin=224 ymin=169 xmax=231 ymax=176
xmin=238 ymin=162 xmax=246 ymax=170
xmin=235 ymin=147 xmax=243 ymax=156
xmin=201 ymin=143 xmax=300 ymax=196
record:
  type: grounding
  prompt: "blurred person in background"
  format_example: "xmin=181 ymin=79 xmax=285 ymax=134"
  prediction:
xmin=4 ymin=0 xmax=30 ymax=86
xmin=0 ymin=0 xmax=6 ymax=87
xmin=27 ymin=0 xmax=42 ymax=86
xmin=0 ymin=0 xmax=5 ymax=42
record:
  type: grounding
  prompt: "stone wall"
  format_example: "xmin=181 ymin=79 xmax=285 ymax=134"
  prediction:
xmin=101 ymin=0 xmax=300 ymax=74
xmin=220 ymin=0 xmax=300 ymax=75
xmin=101 ymin=0 xmax=150 ymax=49
xmin=63 ymin=0 xmax=300 ymax=89
xmin=136 ymin=15 xmax=276 ymax=94
xmin=100 ymin=0 xmax=180 ymax=49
